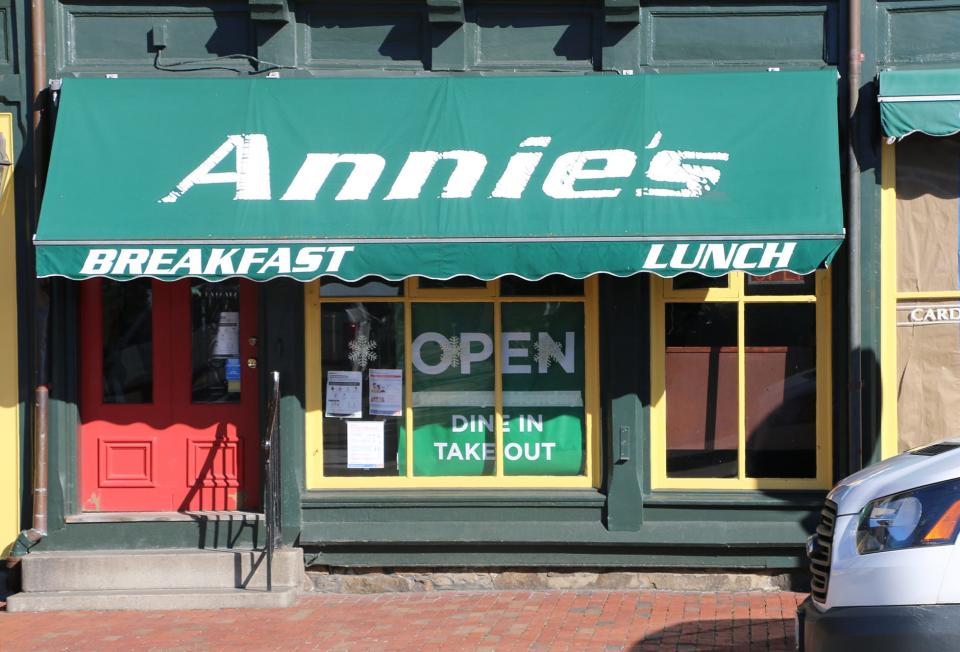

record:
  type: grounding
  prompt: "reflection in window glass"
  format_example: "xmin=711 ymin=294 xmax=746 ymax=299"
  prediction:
xmin=102 ymin=279 xmax=153 ymax=404
xmin=745 ymin=272 xmax=815 ymax=297
xmin=412 ymin=303 xmax=494 ymax=476
xmin=320 ymin=277 xmax=403 ymax=297
xmin=418 ymin=276 xmax=488 ymax=290
xmin=191 ymin=281 xmax=242 ymax=403
xmin=500 ymin=275 xmax=584 ymax=297
xmin=744 ymin=304 xmax=816 ymax=478
xmin=501 ymin=302 xmax=585 ymax=476
xmin=321 ymin=302 xmax=404 ymax=477
xmin=665 ymin=303 xmax=738 ymax=478
xmin=671 ymin=273 xmax=728 ymax=291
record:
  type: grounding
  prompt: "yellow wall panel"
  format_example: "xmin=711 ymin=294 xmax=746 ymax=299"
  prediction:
xmin=0 ymin=114 xmax=19 ymax=559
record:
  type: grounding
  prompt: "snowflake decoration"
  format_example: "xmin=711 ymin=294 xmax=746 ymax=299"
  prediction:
xmin=533 ymin=336 xmax=566 ymax=371
xmin=347 ymin=334 xmax=378 ymax=370
xmin=439 ymin=336 xmax=461 ymax=370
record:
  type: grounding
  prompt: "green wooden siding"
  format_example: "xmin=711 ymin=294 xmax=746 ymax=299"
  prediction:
xmin=51 ymin=1 xmax=842 ymax=75
xmin=879 ymin=2 xmax=960 ymax=66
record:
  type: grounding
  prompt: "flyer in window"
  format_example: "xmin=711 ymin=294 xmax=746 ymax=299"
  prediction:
xmin=369 ymin=369 xmax=403 ymax=417
xmin=212 ymin=311 xmax=240 ymax=357
xmin=325 ymin=370 xmax=362 ymax=418
xmin=347 ymin=420 xmax=385 ymax=469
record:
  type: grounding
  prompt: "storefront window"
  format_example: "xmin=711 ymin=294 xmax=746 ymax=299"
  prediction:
xmin=306 ymin=276 xmax=598 ymax=488
xmin=891 ymin=135 xmax=960 ymax=452
xmin=412 ymin=302 xmax=496 ymax=476
xmin=664 ymin=303 xmax=738 ymax=478
xmin=417 ymin=276 xmax=490 ymax=291
xmin=320 ymin=301 xmax=404 ymax=477
xmin=320 ymin=278 xmax=403 ymax=298
xmin=501 ymin=302 xmax=585 ymax=476
xmin=500 ymin=275 xmax=584 ymax=297
xmin=743 ymin=303 xmax=816 ymax=478
xmin=651 ymin=271 xmax=831 ymax=490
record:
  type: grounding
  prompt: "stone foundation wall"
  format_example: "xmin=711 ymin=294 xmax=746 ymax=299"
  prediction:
xmin=306 ymin=567 xmax=807 ymax=594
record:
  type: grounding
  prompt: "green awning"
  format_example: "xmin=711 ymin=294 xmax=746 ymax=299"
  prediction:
xmin=880 ymin=69 xmax=960 ymax=139
xmin=35 ymin=71 xmax=843 ymax=281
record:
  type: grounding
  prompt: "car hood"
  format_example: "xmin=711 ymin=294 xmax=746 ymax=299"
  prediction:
xmin=828 ymin=439 xmax=960 ymax=515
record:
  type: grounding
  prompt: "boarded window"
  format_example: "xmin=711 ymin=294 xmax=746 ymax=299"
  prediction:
xmin=895 ymin=135 xmax=960 ymax=452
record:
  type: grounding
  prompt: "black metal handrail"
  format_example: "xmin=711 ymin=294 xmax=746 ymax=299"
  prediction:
xmin=262 ymin=371 xmax=282 ymax=591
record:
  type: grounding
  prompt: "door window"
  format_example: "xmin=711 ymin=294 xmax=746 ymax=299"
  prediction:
xmin=102 ymin=279 xmax=153 ymax=404
xmin=191 ymin=280 xmax=242 ymax=403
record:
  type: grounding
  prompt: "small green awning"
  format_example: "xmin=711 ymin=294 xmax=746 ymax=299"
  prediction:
xmin=880 ymin=69 xmax=960 ymax=139
xmin=35 ymin=71 xmax=843 ymax=281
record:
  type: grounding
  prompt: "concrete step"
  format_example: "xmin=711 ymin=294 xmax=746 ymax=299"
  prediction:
xmin=5 ymin=586 xmax=299 ymax=612
xmin=21 ymin=548 xmax=304 ymax=592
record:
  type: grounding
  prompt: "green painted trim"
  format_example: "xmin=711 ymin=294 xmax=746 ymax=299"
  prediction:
xmin=261 ymin=279 xmax=306 ymax=545
xmin=302 ymin=490 xmax=605 ymax=509
xmin=600 ymin=274 xmax=647 ymax=531
xmin=300 ymin=516 xmax=814 ymax=546
xmin=31 ymin=520 xmax=263 ymax=551
xmin=858 ymin=0 xmax=884 ymax=469
xmin=305 ymin=546 xmax=806 ymax=569
xmin=45 ymin=279 xmax=80 ymax=530
xmin=643 ymin=491 xmax=827 ymax=508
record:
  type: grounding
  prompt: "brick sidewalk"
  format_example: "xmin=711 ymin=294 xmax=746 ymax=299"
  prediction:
xmin=0 ymin=590 xmax=805 ymax=651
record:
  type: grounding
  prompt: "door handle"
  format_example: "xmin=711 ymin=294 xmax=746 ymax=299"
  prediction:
xmin=247 ymin=358 xmax=258 ymax=369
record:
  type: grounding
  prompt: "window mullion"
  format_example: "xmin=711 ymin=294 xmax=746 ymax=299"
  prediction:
xmin=404 ymin=298 xmax=414 ymax=478
xmin=737 ymin=298 xmax=747 ymax=481
xmin=494 ymin=299 xmax=504 ymax=478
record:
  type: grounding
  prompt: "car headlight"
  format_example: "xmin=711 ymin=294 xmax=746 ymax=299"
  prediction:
xmin=857 ymin=477 xmax=960 ymax=554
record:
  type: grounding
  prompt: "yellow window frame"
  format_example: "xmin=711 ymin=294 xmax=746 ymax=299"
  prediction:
xmin=650 ymin=271 xmax=833 ymax=490
xmin=305 ymin=276 xmax=601 ymax=489
xmin=878 ymin=141 xmax=960 ymax=460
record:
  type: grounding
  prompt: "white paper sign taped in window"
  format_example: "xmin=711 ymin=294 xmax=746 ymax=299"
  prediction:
xmin=369 ymin=369 xmax=402 ymax=417
xmin=347 ymin=420 xmax=385 ymax=469
xmin=212 ymin=311 xmax=240 ymax=357
xmin=325 ymin=370 xmax=362 ymax=418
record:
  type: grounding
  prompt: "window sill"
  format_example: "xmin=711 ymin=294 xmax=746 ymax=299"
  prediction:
xmin=643 ymin=490 xmax=826 ymax=508
xmin=301 ymin=488 xmax=606 ymax=509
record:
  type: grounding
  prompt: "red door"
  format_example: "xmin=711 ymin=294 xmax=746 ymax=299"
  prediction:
xmin=79 ymin=278 xmax=260 ymax=512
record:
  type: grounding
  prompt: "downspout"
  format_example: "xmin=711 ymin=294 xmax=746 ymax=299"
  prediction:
xmin=30 ymin=0 xmax=46 ymax=205
xmin=847 ymin=0 xmax=863 ymax=474
xmin=7 ymin=387 xmax=48 ymax=564
xmin=7 ymin=0 xmax=49 ymax=564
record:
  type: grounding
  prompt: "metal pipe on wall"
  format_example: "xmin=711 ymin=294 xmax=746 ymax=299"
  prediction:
xmin=30 ymin=0 xmax=46 ymax=203
xmin=7 ymin=386 xmax=48 ymax=565
xmin=848 ymin=0 xmax=863 ymax=474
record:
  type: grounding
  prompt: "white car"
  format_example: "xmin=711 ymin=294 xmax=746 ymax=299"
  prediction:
xmin=797 ymin=439 xmax=960 ymax=651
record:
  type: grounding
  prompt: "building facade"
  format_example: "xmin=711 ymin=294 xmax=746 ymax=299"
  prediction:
xmin=5 ymin=0 xmax=960 ymax=598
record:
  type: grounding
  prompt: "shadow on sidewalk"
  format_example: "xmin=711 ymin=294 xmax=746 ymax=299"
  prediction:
xmin=630 ymin=617 xmax=795 ymax=651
